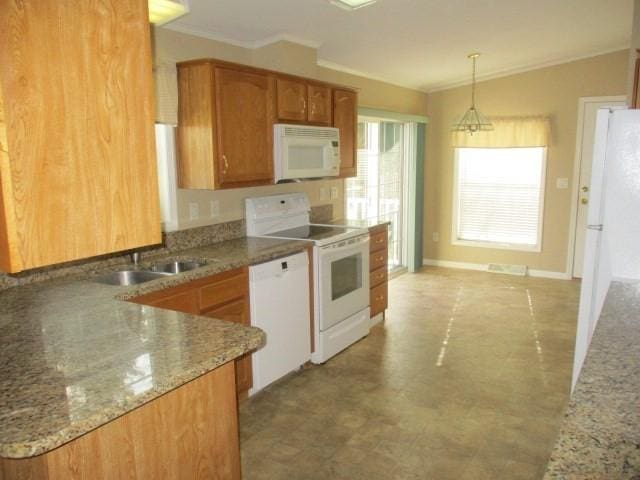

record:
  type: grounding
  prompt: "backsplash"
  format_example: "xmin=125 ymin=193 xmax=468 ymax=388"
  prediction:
xmin=0 ymin=205 xmax=332 ymax=290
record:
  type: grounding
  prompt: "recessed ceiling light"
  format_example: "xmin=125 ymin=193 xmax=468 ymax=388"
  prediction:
xmin=148 ymin=0 xmax=189 ymax=26
xmin=329 ymin=0 xmax=377 ymax=11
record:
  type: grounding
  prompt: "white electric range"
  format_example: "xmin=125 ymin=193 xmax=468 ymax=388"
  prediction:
xmin=245 ymin=193 xmax=370 ymax=364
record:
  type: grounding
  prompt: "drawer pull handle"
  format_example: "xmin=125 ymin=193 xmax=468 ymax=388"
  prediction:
xmin=376 ymin=238 xmax=384 ymax=243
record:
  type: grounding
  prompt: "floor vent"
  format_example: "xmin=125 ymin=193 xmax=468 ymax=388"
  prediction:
xmin=487 ymin=263 xmax=528 ymax=276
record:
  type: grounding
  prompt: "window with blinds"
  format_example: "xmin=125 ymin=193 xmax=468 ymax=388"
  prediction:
xmin=453 ymin=147 xmax=546 ymax=251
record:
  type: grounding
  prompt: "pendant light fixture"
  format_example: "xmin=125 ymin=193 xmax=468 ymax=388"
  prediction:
xmin=452 ymin=53 xmax=493 ymax=135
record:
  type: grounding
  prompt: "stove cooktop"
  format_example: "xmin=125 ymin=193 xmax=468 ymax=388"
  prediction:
xmin=260 ymin=224 xmax=368 ymax=246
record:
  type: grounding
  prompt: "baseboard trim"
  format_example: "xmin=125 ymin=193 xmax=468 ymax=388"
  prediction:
xmin=422 ymin=258 xmax=571 ymax=280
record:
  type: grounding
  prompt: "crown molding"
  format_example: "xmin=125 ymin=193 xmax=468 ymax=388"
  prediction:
xmin=426 ymin=45 xmax=629 ymax=93
xmin=316 ymin=59 xmax=427 ymax=92
xmin=162 ymin=24 xmax=321 ymax=50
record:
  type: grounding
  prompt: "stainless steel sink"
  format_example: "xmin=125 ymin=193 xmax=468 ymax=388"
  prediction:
xmin=94 ymin=270 xmax=172 ymax=286
xmin=150 ymin=261 xmax=208 ymax=274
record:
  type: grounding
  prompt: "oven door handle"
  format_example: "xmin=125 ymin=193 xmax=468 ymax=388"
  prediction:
xmin=320 ymin=236 xmax=369 ymax=254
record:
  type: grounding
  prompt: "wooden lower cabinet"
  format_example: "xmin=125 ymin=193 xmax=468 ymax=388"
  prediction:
xmin=369 ymin=224 xmax=389 ymax=318
xmin=0 ymin=362 xmax=241 ymax=480
xmin=202 ymin=299 xmax=253 ymax=394
xmin=133 ymin=267 xmax=253 ymax=396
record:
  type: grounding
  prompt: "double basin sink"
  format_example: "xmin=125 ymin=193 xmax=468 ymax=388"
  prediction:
xmin=95 ymin=261 xmax=208 ymax=286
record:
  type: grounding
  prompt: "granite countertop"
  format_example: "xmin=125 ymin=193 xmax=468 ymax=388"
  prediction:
xmin=0 ymin=236 xmax=310 ymax=459
xmin=544 ymin=281 xmax=640 ymax=478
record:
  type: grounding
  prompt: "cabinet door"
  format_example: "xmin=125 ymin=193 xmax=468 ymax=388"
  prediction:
xmin=307 ymin=85 xmax=332 ymax=125
xmin=215 ymin=67 xmax=274 ymax=188
xmin=203 ymin=299 xmax=253 ymax=394
xmin=333 ymin=89 xmax=358 ymax=178
xmin=0 ymin=0 xmax=161 ymax=273
xmin=276 ymin=78 xmax=307 ymax=122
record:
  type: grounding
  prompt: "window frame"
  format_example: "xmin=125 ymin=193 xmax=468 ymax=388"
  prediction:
xmin=451 ymin=147 xmax=547 ymax=253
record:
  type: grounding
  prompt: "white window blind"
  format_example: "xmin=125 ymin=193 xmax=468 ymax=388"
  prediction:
xmin=453 ymin=147 xmax=546 ymax=251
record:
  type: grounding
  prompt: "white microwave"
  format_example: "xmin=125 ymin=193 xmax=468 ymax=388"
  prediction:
xmin=274 ymin=124 xmax=340 ymax=182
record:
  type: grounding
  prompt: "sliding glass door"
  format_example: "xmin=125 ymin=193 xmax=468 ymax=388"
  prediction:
xmin=345 ymin=119 xmax=407 ymax=272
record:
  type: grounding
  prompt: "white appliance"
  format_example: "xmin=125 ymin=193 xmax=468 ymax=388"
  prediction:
xmin=274 ymin=124 xmax=340 ymax=182
xmin=155 ymin=123 xmax=179 ymax=232
xmin=572 ymin=107 xmax=640 ymax=391
xmin=249 ymin=251 xmax=311 ymax=395
xmin=245 ymin=193 xmax=370 ymax=364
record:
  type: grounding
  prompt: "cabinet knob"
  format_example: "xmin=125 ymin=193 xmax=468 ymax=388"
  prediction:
xmin=581 ymin=186 xmax=589 ymax=193
xmin=581 ymin=198 xmax=588 ymax=205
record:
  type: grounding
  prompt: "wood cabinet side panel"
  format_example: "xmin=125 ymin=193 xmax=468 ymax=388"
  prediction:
xmin=0 ymin=0 xmax=161 ymax=271
xmin=0 ymin=86 xmax=21 ymax=272
xmin=177 ymin=63 xmax=217 ymax=189
xmin=40 ymin=363 xmax=239 ymax=480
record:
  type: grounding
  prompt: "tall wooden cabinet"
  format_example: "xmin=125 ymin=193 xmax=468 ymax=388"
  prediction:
xmin=0 ymin=0 xmax=161 ymax=273
xmin=333 ymin=89 xmax=358 ymax=178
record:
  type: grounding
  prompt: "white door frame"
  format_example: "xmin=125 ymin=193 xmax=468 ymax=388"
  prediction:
xmin=565 ymin=95 xmax=626 ymax=278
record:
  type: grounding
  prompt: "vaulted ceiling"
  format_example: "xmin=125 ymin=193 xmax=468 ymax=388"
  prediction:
xmin=166 ymin=0 xmax=633 ymax=92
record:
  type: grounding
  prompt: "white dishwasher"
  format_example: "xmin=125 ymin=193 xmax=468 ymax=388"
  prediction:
xmin=249 ymin=251 xmax=311 ymax=395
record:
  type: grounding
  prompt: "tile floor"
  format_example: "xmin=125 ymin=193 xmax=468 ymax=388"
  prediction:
xmin=239 ymin=267 xmax=581 ymax=480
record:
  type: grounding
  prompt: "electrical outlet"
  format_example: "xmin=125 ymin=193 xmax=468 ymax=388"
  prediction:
xmin=556 ymin=178 xmax=569 ymax=189
xmin=319 ymin=187 xmax=327 ymax=201
xmin=189 ymin=202 xmax=199 ymax=220
xmin=330 ymin=186 xmax=339 ymax=200
xmin=432 ymin=232 xmax=440 ymax=242
xmin=210 ymin=200 xmax=220 ymax=218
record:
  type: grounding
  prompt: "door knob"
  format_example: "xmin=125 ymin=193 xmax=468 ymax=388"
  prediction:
xmin=581 ymin=198 xmax=588 ymax=205
xmin=581 ymin=186 xmax=589 ymax=193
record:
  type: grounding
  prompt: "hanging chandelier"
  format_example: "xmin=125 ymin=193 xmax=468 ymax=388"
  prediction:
xmin=452 ymin=53 xmax=493 ymax=135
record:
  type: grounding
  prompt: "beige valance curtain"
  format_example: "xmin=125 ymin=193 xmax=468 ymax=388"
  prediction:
xmin=452 ymin=116 xmax=551 ymax=148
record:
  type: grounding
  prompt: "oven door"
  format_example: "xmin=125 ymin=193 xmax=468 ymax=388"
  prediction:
xmin=317 ymin=234 xmax=370 ymax=331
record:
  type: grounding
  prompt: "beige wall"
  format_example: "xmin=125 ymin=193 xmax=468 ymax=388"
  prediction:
xmin=424 ymin=50 xmax=628 ymax=274
xmin=152 ymin=28 xmax=428 ymax=230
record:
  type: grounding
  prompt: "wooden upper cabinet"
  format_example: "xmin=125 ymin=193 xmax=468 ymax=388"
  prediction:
xmin=215 ymin=67 xmax=275 ymax=188
xmin=0 ymin=0 xmax=161 ymax=273
xmin=308 ymin=85 xmax=332 ymax=125
xmin=333 ymin=89 xmax=358 ymax=178
xmin=276 ymin=79 xmax=332 ymax=126
xmin=276 ymin=78 xmax=307 ymax=122
xmin=177 ymin=61 xmax=275 ymax=189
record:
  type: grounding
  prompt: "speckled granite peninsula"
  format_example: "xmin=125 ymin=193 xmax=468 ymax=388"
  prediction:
xmin=544 ymin=281 xmax=640 ymax=478
xmin=0 ymin=236 xmax=309 ymax=459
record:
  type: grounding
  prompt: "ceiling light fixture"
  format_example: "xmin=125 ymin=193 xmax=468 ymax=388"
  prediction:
xmin=452 ymin=53 xmax=493 ymax=135
xmin=148 ymin=0 xmax=189 ymax=26
xmin=329 ymin=0 xmax=377 ymax=11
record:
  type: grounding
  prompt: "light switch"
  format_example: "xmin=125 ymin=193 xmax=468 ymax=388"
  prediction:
xmin=556 ymin=178 xmax=569 ymax=189
xmin=432 ymin=232 xmax=439 ymax=242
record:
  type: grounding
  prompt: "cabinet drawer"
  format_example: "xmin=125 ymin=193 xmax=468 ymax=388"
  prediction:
xmin=370 ymin=266 xmax=387 ymax=289
xmin=369 ymin=249 xmax=387 ymax=272
xmin=370 ymin=283 xmax=388 ymax=317
xmin=199 ymin=271 xmax=248 ymax=311
xmin=370 ymin=229 xmax=388 ymax=253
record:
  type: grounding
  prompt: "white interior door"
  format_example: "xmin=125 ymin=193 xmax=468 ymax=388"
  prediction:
xmin=571 ymin=97 xmax=626 ymax=278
